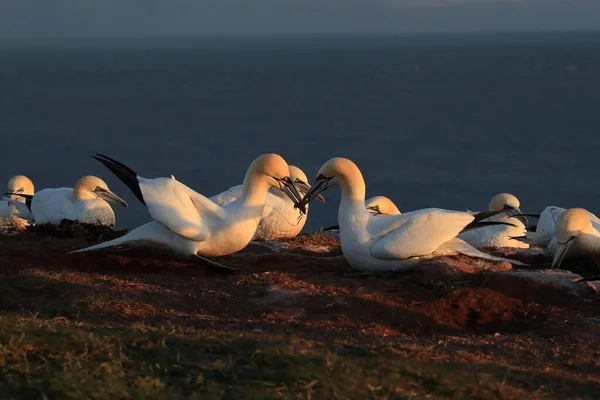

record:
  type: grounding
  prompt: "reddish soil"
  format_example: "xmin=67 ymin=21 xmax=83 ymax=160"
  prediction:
xmin=1 ymin=227 xmax=599 ymax=391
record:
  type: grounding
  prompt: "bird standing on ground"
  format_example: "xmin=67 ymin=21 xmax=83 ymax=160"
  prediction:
xmin=73 ymin=154 xmax=302 ymax=266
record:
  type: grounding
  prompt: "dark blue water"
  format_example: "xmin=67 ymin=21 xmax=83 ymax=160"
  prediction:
xmin=1 ymin=33 xmax=600 ymax=231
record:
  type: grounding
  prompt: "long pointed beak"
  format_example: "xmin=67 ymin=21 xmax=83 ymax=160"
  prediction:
xmin=296 ymin=181 xmax=325 ymax=203
xmin=279 ymin=177 xmax=304 ymax=206
xmin=96 ymin=189 xmax=128 ymax=208
xmin=296 ymin=177 xmax=329 ymax=214
xmin=510 ymin=207 xmax=528 ymax=224
xmin=366 ymin=205 xmax=382 ymax=216
xmin=509 ymin=212 xmax=541 ymax=225
xmin=552 ymin=237 xmax=576 ymax=269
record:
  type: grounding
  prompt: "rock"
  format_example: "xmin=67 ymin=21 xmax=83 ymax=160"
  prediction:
xmin=489 ymin=269 xmax=599 ymax=299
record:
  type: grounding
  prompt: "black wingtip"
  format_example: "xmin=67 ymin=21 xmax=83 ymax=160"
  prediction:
xmin=510 ymin=213 xmax=541 ymax=219
xmin=4 ymin=192 xmax=33 ymax=199
xmin=460 ymin=220 xmax=518 ymax=234
xmin=5 ymin=192 xmax=33 ymax=211
xmin=91 ymin=154 xmax=146 ymax=206
xmin=470 ymin=210 xmax=507 ymax=224
xmin=509 ymin=235 xmax=527 ymax=240
xmin=322 ymin=225 xmax=340 ymax=232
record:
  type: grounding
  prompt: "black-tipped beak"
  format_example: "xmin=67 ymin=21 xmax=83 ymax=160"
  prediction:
xmin=366 ymin=205 xmax=382 ymax=216
xmin=295 ymin=180 xmax=325 ymax=203
xmin=509 ymin=212 xmax=540 ymax=225
xmin=512 ymin=207 xmax=528 ymax=224
xmin=278 ymin=177 xmax=304 ymax=206
xmin=295 ymin=175 xmax=330 ymax=215
xmin=95 ymin=188 xmax=128 ymax=208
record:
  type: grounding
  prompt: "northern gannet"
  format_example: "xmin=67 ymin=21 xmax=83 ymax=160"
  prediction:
xmin=552 ymin=208 xmax=600 ymax=274
xmin=514 ymin=206 xmax=600 ymax=256
xmin=458 ymin=193 xmax=529 ymax=248
xmin=0 ymin=175 xmax=35 ymax=230
xmin=72 ymin=154 xmax=301 ymax=266
xmin=6 ymin=176 xmax=127 ymax=227
xmin=296 ymin=157 xmax=525 ymax=271
xmin=210 ymin=165 xmax=324 ymax=240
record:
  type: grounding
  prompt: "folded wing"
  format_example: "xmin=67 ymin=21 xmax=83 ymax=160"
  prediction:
xmin=369 ymin=208 xmax=474 ymax=260
xmin=139 ymin=176 xmax=227 ymax=242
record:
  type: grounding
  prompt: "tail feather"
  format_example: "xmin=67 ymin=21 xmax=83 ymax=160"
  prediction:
xmin=92 ymin=154 xmax=145 ymax=205
xmin=438 ymin=238 xmax=528 ymax=266
xmin=69 ymin=239 xmax=126 ymax=253
xmin=70 ymin=221 xmax=171 ymax=254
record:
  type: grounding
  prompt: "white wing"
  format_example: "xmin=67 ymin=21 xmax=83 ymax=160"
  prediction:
xmin=211 ymin=184 xmax=274 ymax=219
xmin=369 ymin=208 xmax=474 ymax=260
xmin=210 ymin=185 xmax=243 ymax=207
xmin=458 ymin=215 xmax=528 ymax=248
xmin=1 ymin=198 xmax=33 ymax=223
xmin=138 ymin=176 xmax=227 ymax=241
xmin=534 ymin=206 xmax=565 ymax=247
xmin=30 ymin=188 xmax=75 ymax=224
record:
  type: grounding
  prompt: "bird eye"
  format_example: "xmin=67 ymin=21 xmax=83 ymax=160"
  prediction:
xmin=95 ymin=186 xmax=102 ymax=191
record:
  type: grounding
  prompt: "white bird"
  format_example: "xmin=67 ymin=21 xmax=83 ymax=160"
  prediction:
xmin=514 ymin=206 xmax=600 ymax=256
xmin=349 ymin=193 xmax=529 ymax=248
xmin=0 ymin=175 xmax=35 ymax=230
xmin=457 ymin=193 xmax=529 ymax=248
xmin=551 ymin=208 xmax=600 ymax=274
xmin=72 ymin=154 xmax=301 ymax=266
xmin=296 ymin=157 xmax=525 ymax=272
xmin=365 ymin=195 xmax=401 ymax=216
xmin=210 ymin=165 xmax=324 ymax=240
xmin=6 ymin=176 xmax=127 ymax=227
xmin=321 ymin=195 xmax=400 ymax=239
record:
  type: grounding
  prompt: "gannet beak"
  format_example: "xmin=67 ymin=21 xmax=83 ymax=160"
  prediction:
xmin=512 ymin=207 xmax=528 ymax=224
xmin=552 ymin=236 xmax=576 ymax=269
xmin=509 ymin=212 xmax=540 ymax=225
xmin=278 ymin=177 xmax=303 ymax=206
xmin=295 ymin=175 xmax=330 ymax=214
xmin=295 ymin=180 xmax=325 ymax=203
xmin=95 ymin=188 xmax=128 ymax=208
xmin=366 ymin=205 xmax=382 ymax=216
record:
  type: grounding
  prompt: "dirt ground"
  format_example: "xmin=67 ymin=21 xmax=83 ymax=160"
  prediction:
xmin=1 ymin=225 xmax=599 ymax=398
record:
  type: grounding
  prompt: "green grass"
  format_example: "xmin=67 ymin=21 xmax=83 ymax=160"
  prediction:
xmin=0 ymin=315 xmax=572 ymax=400
xmin=0 ymin=273 xmax=597 ymax=399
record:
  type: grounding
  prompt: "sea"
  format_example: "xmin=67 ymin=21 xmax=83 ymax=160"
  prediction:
xmin=1 ymin=32 xmax=600 ymax=231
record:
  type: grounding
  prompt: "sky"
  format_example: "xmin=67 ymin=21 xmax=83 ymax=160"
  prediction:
xmin=1 ymin=0 xmax=599 ymax=38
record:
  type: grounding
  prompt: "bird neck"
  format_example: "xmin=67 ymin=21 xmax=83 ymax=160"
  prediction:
xmin=338 ymin=174 xmax=369 ymax=221
xmin=339 ymin=173 xmax=366 ymax=204
xmin=240 ymin=172 xmax=270 ymax=209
